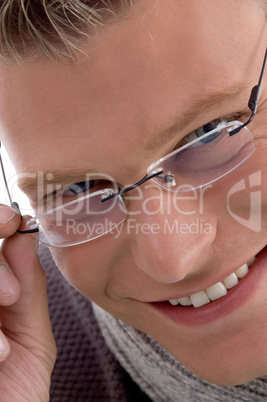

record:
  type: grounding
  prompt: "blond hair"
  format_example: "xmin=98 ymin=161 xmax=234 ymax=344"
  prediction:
xmin=0 ymin=0 xmax=134 ymax=64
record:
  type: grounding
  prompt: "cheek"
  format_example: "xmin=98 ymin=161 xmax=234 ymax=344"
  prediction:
xmin=49 ymin=235 xmax=125 ymax=302
xmin=208 ymin=140 xmax=266 ymax=221
xmin=228 ymin=140 xmax=267 ymax=231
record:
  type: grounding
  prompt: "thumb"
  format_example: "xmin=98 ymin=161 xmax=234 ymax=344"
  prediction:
xmin=1 ymin=217 xmax=56 ymax=368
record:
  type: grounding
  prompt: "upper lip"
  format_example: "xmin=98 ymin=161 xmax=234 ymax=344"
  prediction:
xmin=143 ymin=245 xmax=266 ymax=303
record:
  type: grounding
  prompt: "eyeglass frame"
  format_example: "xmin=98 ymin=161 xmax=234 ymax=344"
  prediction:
xmin=0 ymin=47 xmax=266 ymax=237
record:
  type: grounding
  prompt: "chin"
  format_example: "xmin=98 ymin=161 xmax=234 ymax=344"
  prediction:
xmin=167 ymin=328 xmax=267 ymax=386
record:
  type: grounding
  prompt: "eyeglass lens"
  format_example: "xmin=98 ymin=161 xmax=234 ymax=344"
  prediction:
xmin=25 ymin=120 xmax=255 ymax=247
xmin=147 ymin=121 xmax=255 ymax=192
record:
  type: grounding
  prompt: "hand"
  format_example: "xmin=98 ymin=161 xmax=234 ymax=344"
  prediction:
xmin=0 ymin=205 xmax=56 ymax=401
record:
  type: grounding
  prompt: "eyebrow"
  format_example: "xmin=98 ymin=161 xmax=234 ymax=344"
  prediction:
xmin=143 ymin=83 xmax=249 ymax=151
xmin=18 ymin=83 xmax=248 ymax=196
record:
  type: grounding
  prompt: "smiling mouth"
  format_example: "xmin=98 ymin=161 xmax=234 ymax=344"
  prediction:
xmin=168 ymin=256 xmax=257 ymax=308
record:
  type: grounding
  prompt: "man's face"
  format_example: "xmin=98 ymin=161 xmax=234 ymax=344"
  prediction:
xmin=0 ymin=0 xmax=266 ymax=386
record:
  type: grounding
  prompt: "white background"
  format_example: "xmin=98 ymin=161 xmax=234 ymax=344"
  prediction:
xmin=0 ymin=144 xmax=33 ymax=214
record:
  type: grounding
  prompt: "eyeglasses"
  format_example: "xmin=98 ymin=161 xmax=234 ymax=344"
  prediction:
xmin=1 ymin=48 xmax=266 ymax=248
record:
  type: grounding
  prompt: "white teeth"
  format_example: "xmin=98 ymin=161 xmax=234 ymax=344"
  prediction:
xmin=190 ymin=291 xmax=210 ymax=308
xmin=235 ymin=263 xmax=249 ymax=279
xmin=169 ymin=299 xmax=179 ymax=306
xmin=178 ymin=296 xmax=192 ymax=306
xmin=248 ymin=256 xmax=256 ymax=267
xmin=168 ymin=256 xmax=255 ymax=308
xmin=223 ymin=273 xmax=238 ymax=289
xmin=206 ymin=282 xmax=227 ymax=301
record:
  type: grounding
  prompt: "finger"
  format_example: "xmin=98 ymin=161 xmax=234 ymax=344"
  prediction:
xmin=1 ymin=217 xmax=56 ymax=369
xmin=0 ymin=204 xmax=21 ymax=238
xmin=2 ymin=220 xmax=48 ymax=328
xmin=0 ymin=260 xmax=21 ymax=306
xmin=0 ymin=330 xmax=10 ymax=362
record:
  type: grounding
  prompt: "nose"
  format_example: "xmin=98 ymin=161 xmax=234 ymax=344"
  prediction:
xmin=127 ymin=188 xmax=217 ymax=284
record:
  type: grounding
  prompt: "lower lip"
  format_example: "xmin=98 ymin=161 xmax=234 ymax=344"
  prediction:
xmin=151 ymin=245 xmax=267 ymax=327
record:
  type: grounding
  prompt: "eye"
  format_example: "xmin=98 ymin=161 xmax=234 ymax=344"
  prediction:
xmin=180 ymin=118 xmax=226 ymax=147
xmin=62 ymin=179 xmax=114 ymax=196
xmin=36 ymin=178 xmax=117 ymax=214
xmin=63 ymin=180 xmax=103 ymax=195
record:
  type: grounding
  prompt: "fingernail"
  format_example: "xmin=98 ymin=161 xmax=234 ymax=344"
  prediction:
xmin=0 ymin=206 xmax=16 ymax=224
xmin=0 ymin=263 xmax=20 ymax=296
xmin=0 ymin=330 xmax=10 ymax=358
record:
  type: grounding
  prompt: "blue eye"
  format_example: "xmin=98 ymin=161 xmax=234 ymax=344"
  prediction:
xmin=195 ymin=119 xmax=224 ymax=143
xmin=63 ymin=179 xmax=113 ymax=196
xmin=36 ymin=177 xmax=117 ymax=216
xmin=181 ymin=119 xmax=225 ymax=147
xmin=67 ymin=181 xmax=96 ymax=194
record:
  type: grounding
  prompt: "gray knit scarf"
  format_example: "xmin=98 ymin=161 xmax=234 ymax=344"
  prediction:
xmin=93 ymin=303 xmax=267 ymax=402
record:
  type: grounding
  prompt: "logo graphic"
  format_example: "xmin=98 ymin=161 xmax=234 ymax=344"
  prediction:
xmin=227 ymin=171 xmax=262 ymax=232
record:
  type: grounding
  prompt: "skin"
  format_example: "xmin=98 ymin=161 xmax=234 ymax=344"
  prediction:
xmin=0 ymin=0 xmax=266 ymax=396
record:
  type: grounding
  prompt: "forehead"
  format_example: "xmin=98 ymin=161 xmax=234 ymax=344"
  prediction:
xmin=0 ymin=0 xmax=265 ymax=180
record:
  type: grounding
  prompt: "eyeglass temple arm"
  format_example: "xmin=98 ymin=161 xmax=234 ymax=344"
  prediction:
xmin=0 ymin=142 xmax=39 ymax=234
xmin=229 ymin=47 xmax=267 ymax=136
